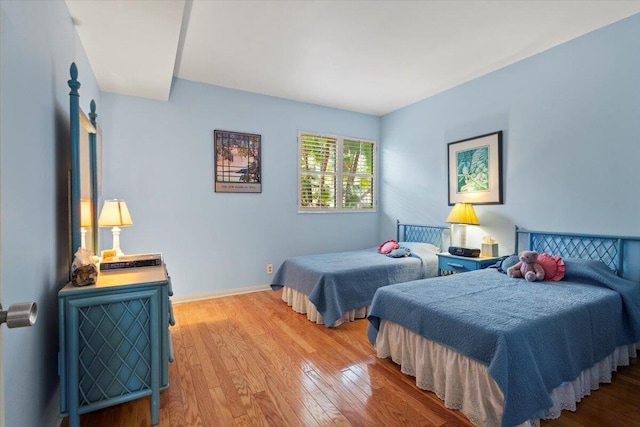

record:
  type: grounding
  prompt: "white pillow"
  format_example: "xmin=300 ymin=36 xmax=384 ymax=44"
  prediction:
xmin=399 ymin=242 xmax=440 ymax=260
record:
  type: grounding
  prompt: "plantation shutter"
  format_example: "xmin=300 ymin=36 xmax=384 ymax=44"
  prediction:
xmin=342 ymin=139 xmax=374 ymax=209
xmin=298 ymin=132 xmax=376 ymax=212
xmin=299 ymin=134 xmax=337 ymax=210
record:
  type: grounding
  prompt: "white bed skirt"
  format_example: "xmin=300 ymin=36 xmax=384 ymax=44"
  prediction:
xmin=281 ymin=286 xmax=368 ymax=327
xmin=376 ymin=319 xmax=637 ymax=427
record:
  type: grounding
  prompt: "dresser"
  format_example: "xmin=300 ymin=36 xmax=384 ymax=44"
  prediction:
xmin=436 ymin=253 xmax=500 ymax=275
xmin=59 ymin=263 xmax=174 ymax=427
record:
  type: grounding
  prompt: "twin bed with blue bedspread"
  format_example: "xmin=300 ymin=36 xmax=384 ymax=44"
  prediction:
xmin=368 ymin=228 xmax=640 ymax=426
xmin=270 ymin=222 xmax=447 ymax=327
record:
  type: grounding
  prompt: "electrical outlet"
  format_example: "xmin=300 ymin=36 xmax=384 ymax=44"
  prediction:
xmin=266 ymin=264 xmax=273 ymax=274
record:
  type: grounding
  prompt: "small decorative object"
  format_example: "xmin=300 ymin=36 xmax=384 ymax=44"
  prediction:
xmin=496 ymin=254 xmax=520 ymax=274
xmin=537 ymin=253 xmax=566 ymax=281
xmin=71 ymin=247 xmax=99 ymax=287
xmin=101 ymin=249 xmax=117 ymax=260
xmin=448 ymin=131 xmax=503 ymax=205
xmin=214 ymin=129 xmax=262 ymax=193
xmin=507 ymin=250 xmax=545 ymax=282
xmin=481 ymin=235 xmax=499 ymax=257
xmin=386 ymin=247 xmax=411 ymax=258
xmin=378 ymin=239 xmax=399 ymax=254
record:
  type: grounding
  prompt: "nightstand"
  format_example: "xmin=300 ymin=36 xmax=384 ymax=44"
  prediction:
xmin=436 ymin=253 xmax=500 ymax=275
xmin=59 ymin=263 xmax=174 ymax=427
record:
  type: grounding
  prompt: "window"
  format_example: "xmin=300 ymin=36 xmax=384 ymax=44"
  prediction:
xmin=298 ymin=131 xmax=376 ymax=212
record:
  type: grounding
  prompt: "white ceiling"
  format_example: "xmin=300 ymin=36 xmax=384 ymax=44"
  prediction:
xmin=65 ymin=0 xmax=640 ymax=116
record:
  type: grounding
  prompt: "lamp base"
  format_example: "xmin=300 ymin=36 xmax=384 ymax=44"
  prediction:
xmin=459 ymin=224 xmax=468 ymax=248
xmin=450 ymin=223 xmax=469 ymax=248
xmin=80 ymin=228 xmax=87 ymax=250
xmin=111 ymin=226 xmax=125 ymax=257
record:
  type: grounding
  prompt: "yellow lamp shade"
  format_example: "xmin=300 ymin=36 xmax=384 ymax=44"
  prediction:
xmin=445 ymin=202 xmax=479 ymax=225
xmin=98 ymin=199 xmax=133 ymax=227
xmin=80 ymin=199 xmax=92 ymax=228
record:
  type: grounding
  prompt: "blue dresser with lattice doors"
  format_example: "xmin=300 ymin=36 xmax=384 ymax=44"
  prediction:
xmin=59 ymin=263 xmax=174 ymax=426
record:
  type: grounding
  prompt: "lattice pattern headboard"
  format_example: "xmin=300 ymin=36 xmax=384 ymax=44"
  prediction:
xmin=516 ymin=227 xmax=640 ymax=278
xmin=396 ymin=220 xmax=448 ymax=251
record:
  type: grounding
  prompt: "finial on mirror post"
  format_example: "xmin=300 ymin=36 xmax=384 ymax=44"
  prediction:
xmin=89 ymin=99 xmax=97 ymax=124
xmin=68 ymin=62 xmax=80 ymax=96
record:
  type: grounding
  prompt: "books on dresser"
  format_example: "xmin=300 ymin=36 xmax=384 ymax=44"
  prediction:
xmin=100 ymin=253 xmax=163 ymax=271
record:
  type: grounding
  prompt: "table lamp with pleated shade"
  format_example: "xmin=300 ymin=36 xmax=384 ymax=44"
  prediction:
xmin=445 ymin=202 xmax=479 ymax=248
xmin=98 ymin=199 xmax=133 ymax=256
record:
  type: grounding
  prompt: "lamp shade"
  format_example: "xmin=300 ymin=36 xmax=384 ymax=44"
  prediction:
xmin=98 ymin=199 xmax=133 ymax=227
xmin=80 ymin=199 xmax=92 ymax=228
xmin=445 ymin=203 xmax=479 ymax=225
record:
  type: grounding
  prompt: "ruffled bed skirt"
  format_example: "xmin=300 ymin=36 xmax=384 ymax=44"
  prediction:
xmin=281 ymin=286 xmax=368 ymax=327
xmin=376 ymin=319 xmax=637 ymax=427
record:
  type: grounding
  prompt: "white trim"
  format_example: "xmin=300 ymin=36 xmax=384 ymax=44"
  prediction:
xmin=170 ymin=284 xmax=271 ymax=304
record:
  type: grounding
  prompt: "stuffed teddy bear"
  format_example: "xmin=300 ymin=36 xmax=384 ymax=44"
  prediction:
xmin=507 ymin=250 xmax=546 ymax=282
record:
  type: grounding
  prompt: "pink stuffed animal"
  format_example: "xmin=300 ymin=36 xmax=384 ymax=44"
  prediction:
xmin=507 ymin=250 xmax=546 ymax=282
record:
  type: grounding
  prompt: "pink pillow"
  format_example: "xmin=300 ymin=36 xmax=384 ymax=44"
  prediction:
xmin=537 ymin=253 xmax=566 ymax=281
xmin=378 ymin=239 xmax=399 ymax=254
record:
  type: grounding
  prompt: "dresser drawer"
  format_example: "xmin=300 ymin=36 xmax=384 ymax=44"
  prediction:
xmin=439 ymin=257 xmax=475 ymax=273
xmin=436 ymin=253 xmax=499 ymax=275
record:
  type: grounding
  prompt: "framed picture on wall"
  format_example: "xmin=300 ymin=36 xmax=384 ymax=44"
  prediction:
xmin=214 ymin=130 xmax=262 ymax=193
xmin=447 ymin=131 xmax=503 ymax=205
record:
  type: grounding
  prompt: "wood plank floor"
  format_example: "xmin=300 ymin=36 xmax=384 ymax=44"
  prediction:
xmin=62 ymin=289 xmax=640 ymax=426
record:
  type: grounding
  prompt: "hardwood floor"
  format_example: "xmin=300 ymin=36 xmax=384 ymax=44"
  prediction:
xmin=62 ymin=289 xmax=640 ymax=427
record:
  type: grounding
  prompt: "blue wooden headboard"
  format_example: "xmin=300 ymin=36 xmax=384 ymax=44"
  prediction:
xmin=515 ymin=226 xmax=640 ymax=279
xmin=396 ymin=220 xmax=449 ymax=251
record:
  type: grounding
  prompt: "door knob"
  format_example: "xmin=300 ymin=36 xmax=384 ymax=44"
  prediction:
xmin=0 ymin=302 xmax=37 ymax=328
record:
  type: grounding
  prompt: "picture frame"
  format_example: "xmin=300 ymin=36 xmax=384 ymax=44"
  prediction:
xmin=447 ymin=131 xmax=503 ymax=205
xmin=214 ymin=130 xmax=262 ymax=193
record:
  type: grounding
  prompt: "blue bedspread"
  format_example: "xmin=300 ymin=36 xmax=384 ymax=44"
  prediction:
xmin=367 ymin=259 xmax=640 ymax=426
xmin=271 ymin=243 xmax=438 ymax=327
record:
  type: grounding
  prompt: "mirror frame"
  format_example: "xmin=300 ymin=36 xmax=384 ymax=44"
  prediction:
xmin=69 ymin=63 xmax=99 ymax=256
xmin=88 ymin=100 xmax=99 ymax=253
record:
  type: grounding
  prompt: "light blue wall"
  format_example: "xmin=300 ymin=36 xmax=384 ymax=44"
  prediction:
xmin=100 ymin=81 xmax=380 ymax=298
xmin=1 ymin=4 xmax=637 ymax=424
xmin=101 ymin=14 xmax=640 ymax=298
xmin=380 ymin=13 xmax=640 ymax=254
xmin=0 ymin=1 xmax=100 ymax=426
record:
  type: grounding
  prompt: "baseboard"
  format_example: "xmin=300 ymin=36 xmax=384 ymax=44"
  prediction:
xmin=171 ymin=284 xmax=271 ymax=304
